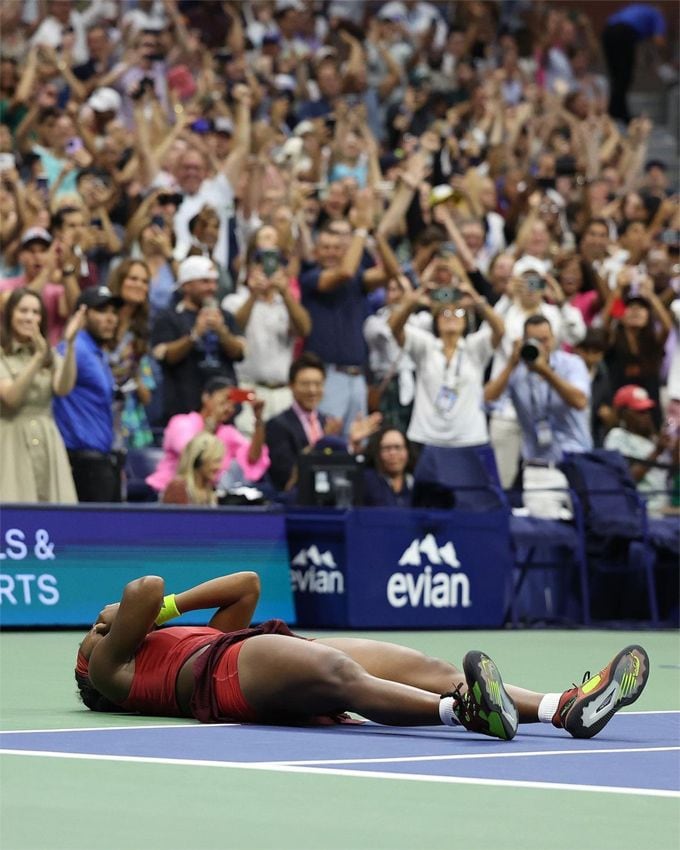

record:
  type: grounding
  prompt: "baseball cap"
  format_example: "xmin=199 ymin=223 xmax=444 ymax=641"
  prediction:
xmin=87 ymin=87 xmax=122 ymax=113
xmin=213 ymin=116 xmax=234 ymax=135
xmin=293 ymin=119 xmax=315 ymax=137
xmin=613 ymin=384 xmax=655 ymax=411
xmin=20 ymin=227 xmax=52 ymax=248
xmin=377 ymin=1 xmax=407 ymax=22
xmin=177 ymin=255 xmax=218 ymax=286
xmin=76 ymin=286 xmax=123 ymax=310
xmin=513 ymin=255 xmax=549 ymax=278
xmin=273 ymin=73 xmax=296 ymax=93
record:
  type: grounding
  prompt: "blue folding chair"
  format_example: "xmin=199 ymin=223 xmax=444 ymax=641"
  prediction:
xmin=125 ymin=446 xmax=164 ymax=502
xmin=560 ymin=449 xmax=668 ymax=625
xmin=413 ymin=445 xmax=590 ymax=626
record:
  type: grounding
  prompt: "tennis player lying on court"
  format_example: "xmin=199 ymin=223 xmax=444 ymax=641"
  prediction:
xmin=75 ymin=572 xmax=649 ymax=741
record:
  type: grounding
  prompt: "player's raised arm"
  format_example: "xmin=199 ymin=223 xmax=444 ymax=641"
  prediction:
xmin=89 ymin=575 xmax=165 ymax=695
xmin=174 ymin=572 xmax=261 ymax=633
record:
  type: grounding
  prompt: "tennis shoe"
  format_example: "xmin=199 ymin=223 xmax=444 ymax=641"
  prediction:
xmin=445 ymin=651 xmax=518 ymax=741
xmin=553 ymin=644 xmax=649 ymax=739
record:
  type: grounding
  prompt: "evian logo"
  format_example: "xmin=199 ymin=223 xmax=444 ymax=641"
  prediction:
xmin=387 ymin=534 xmax=471 ymax=609
xmin=290 ymin=545 xmax=344 ymax=594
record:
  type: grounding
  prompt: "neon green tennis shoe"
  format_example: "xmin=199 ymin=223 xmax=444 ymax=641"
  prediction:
xmin=446 ymin=650 xmax=518 ymax=741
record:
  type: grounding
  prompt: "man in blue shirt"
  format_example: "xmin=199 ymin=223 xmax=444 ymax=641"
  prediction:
xmin=601 ymin=4 xmax=668 ymax=123
xmin=485 ymin=315 xmax=592 ymax=498
xmin=300 ymin=212 xmax=384 ymax=437
xmin=54 ymin=286 xmax=123 ymax=502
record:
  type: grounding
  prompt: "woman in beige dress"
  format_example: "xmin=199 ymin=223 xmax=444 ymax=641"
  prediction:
xmin=0 ymin=288 xmax=85 ymax=503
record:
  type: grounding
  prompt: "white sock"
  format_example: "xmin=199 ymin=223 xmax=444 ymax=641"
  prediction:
xmin=439 ymin=695 xmax=462 ymax=727
xmin=538 ymin=692 xmax=562 ymax=723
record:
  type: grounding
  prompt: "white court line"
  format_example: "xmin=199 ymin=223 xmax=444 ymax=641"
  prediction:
xmin=0 ymin=748 xmax=678 ymax=799
xmin=0 ymin=708 xmax=676 ymax=736
xmin=265 ymin=745 xmax=680 ymax=767
xmin=0 ymin=722 xmax=238 ymax=735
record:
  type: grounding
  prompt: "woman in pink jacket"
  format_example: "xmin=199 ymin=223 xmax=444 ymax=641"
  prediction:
xmin=146 ymin=376 xmax=270 ymax=493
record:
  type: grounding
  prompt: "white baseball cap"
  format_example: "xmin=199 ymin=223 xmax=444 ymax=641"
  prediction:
xmin=87 ymin=87 xmax=122 ymax=113
xmin=177 ymin=255 xmax=218 ymax=286
xmin=513 ymin=255 xmax=549 ymax=278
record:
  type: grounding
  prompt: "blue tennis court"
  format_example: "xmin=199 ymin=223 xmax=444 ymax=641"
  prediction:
xmin=2 ymin=710 xmax=678 ymax=796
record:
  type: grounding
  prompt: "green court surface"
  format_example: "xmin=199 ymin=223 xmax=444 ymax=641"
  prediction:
xmin=1 ymin=628 xmax=679 ymax=850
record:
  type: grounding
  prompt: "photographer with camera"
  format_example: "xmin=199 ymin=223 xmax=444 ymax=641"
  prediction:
xmin=486 ymin=256 xmax=586 ymax=487
xmin=485 ymin=314 xmax=592 ymax=475
xmin=388 ymin=272 xmax=504 ymax=449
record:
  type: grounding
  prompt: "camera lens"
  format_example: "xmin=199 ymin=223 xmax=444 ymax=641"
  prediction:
xmin=520 ymin=340 xmax=541 ymax=362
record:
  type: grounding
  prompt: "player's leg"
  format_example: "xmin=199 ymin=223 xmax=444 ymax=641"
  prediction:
xmin=236 ymin=634 xmax=443 ymax=726
xmin=238 ymin=635 xmax=518 ymax=739
xmin=318 ymin=637 xmax=542 ymax=723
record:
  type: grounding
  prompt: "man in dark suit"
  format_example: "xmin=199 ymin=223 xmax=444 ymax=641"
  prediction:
xmin=266 ymin=352 xmax=382 ymax=492
xmin=265 ymin=353 xmax=335 ymax=492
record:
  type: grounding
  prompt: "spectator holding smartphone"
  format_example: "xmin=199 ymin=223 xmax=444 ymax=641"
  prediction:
xmin=222 ymin=234 xmax=311 ymax=435
xmin=150 ymin=255 xmax=245 ymax=423
xmin=388 ymin=277 xmax=504 ymax=449
xmin=146 ymin=376 xmax=270 ymax=495
xmin=602 ymin=269 xmax=673 ymax=427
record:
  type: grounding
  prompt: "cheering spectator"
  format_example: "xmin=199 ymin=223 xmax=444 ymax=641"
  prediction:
xmin=222 ymin=236 xmax=311 ymax=435
xmin=0 ymin=288 xmax=85 ymax=503
xmin=265 ymin=352 xmax=380 ymax=493
xmin=388 ymin=278 xmax=504 ymax=450
xmin=53 ymin=286 xmax=124 ymax=502
xmin=106 ymin=258 xmax=155 ymax=449
xmin=602 ymin=272 xmax=673 ymax=427
xmin=147 ymin=375 xmax=269 ymax=495
xmin=604 ymin=384 xmax=676 ymax=516
xmin=151 ymin=255 xmax=244 ymax=424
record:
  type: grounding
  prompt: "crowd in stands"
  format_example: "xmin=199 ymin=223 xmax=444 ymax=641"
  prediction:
xmin=0 ymin=0 xmax=678 ymax=517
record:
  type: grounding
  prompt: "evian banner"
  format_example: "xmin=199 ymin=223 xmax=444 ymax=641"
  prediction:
xmin=286 ymin=508 xmax=511 ymax=628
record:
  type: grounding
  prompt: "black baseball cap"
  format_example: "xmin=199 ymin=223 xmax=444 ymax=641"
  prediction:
xmin=76 ymin=286 xmax=123 ymax=310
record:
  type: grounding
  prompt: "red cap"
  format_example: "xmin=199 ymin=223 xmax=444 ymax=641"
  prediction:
xmin=613 ymin=384 xmax=655 ymax=411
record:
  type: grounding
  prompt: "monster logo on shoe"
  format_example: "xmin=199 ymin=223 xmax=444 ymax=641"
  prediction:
xmin=558 ymin=645 xmax=650 ymax=739
xmin=448 ymin=650 xmax=518 ymax=741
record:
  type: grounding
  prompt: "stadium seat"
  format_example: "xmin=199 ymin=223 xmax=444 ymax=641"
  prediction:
xmin=125 ymin=446 xmax=164 ymax=502
xmin=559 ymin=450 xmax=674 ymax=625
xmin=413 ymin=445 xmax=590 ymax=626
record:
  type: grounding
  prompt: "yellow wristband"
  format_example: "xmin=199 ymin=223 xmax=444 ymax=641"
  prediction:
xmin=155 ymin=593 xmax=181 ymax=626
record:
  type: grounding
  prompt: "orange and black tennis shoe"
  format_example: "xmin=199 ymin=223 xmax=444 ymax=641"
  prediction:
xmin=553 ymin=645 xmax=649 ymax=739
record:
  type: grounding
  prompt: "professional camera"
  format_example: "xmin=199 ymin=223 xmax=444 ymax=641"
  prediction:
xmin=520 ymin=340 xmax=541 ymax=363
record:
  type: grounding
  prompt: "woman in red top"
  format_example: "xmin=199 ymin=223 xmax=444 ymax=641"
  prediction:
xmin=76 ymin=572 xmax=648 ymax=741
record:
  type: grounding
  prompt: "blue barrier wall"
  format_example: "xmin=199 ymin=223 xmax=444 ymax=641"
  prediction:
xmin=0 ymin=505 xmax=513 ymax=629
xmin=0 ymin=505 xmax=294 ymax=627
xmin=287 ymin=507 xmax=512 ymax=628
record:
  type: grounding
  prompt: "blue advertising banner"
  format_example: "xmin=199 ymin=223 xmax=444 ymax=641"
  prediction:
xmin=287 ymin=508 xmax=512 ymax=628
xmin=0 ymin=505 xmax=295 ymax=627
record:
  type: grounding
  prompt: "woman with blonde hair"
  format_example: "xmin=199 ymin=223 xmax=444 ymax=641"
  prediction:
xmin=161 ymin=431 xmax=225 ymax=505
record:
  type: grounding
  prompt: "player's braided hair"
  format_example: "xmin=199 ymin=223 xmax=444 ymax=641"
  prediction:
xmin=75 ymin=672 xmax=123 ymax=713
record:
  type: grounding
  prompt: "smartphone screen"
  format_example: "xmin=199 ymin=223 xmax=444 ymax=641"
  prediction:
xmin=228 ymin=387 xmax=255 ymax=404
xmin=65 ymin=137 xmax=84 ymax=155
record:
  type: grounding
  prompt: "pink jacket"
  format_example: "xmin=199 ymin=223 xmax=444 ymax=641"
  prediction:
xmin=146 ymin=412 xmax=270 ymax=492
